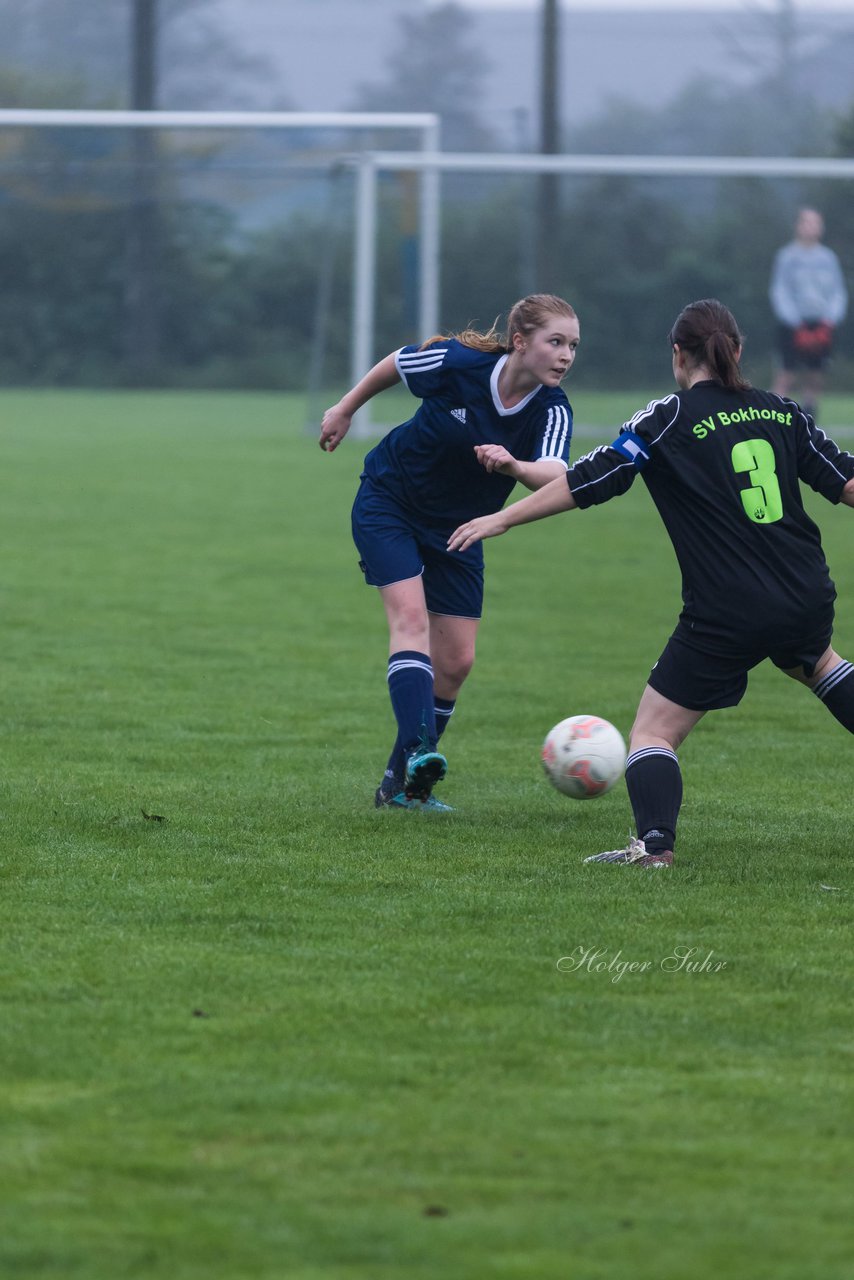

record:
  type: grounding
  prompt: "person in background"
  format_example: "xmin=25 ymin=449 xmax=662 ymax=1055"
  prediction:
xmin=770 ymin=207 xmax=848 ymax=423
xmin=448 ymin=299 xmax=854 ymax=868
xmin=320 ymin=294 xmax=579 ymax=811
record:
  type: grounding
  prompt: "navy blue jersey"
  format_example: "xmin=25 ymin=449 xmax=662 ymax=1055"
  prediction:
xmin=566 ymin=381 xmax=854 ymax=635
xmin=361 ymin=339 xmax=573 ymax=525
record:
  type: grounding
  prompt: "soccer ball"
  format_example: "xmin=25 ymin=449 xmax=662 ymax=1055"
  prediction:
xmin=541 ymin=715 xmax=626 ymax=799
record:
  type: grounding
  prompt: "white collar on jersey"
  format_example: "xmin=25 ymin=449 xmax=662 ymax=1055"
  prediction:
xmin=491 ymin=354 xmax=542 ymax=416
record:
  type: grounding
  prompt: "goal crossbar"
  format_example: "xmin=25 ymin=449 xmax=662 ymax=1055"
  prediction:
xmin=355 ymin=151 xmax=854 ymax=178
xmin=0 ymin=108 xmax=441 ymax=132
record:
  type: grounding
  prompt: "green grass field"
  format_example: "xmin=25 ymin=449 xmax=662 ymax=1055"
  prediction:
xmin=0 ymin=388 xmax=852 ymax=1280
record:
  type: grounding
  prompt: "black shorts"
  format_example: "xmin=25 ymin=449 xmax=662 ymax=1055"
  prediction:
xmin=647 ymin=613 xmax=835 ymax=712
xmin=778 ymin=322 xmax=834 ymax=373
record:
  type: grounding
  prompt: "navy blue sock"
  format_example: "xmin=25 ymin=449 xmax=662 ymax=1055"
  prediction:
xmin=387 ymin=650 xmax=436 ymax=759
xmin=624 ymin=746 xmax=682 ymax=854
xmin=813 ymin=660 xmax=854 ymax=732
xmin=380 ymin=695 xmax=455 ymax=795
xmin=379 ymin=741 xmax=406 ymax=796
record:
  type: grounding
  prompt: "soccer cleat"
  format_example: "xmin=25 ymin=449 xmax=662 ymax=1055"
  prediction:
xmin=375 ymin=784 xmax=404 ymax=809
xmin=403 ymin=749 xmax=447 ymax=801
xmin=635 ymin=848 xmax=673 ymax=868
xmin=583 ymin=836 xmax=673 ymax=868
xmin=583 ymin=835 xmax=648 ymax=864
xmin=418 ymin=794 xmax=454 ymax=812
xmin=374 ymin=786 xmax=453 ymax=812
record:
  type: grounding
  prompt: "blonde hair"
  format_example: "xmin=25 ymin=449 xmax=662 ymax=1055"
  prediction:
xmin=420 ymin=293 xmax=577 ymax=353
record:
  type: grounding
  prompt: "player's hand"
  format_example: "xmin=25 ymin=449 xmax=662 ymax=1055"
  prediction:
xmin=448 ymin=512 xmax=508 ymax=552
xmin=319 ymin=405 xmax=351 ymax=452
xmin=474 ymin=443 xmax=517 ymax=476
xmin=793 ymin=322 xmax=833 ymax=355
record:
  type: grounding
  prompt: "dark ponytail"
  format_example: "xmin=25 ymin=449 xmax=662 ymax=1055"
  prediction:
xmin=669 ymin=299 xmax=750 ymax=390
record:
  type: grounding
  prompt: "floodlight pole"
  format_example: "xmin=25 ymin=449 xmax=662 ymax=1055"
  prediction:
xmin=537 ymin=0 xmax=560 ymax=290
xmin=127 ymin=0 xmax=159 ymax=384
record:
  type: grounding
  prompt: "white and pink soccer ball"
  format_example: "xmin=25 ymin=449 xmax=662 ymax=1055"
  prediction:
xmin=541 ymin=715 xmax=626 ymax=799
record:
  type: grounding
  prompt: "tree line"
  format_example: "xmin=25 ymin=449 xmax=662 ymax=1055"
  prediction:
xmin=1 ymin=0 xmax=853 ymax=391
xmin=1 ymin=143 xmax=853 ymax=392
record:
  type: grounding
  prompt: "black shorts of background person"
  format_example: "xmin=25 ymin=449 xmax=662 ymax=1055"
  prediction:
xmin=777 ymin=320 xmax=835 ymax=373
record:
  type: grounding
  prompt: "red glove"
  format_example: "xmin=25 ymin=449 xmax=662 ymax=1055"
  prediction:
xmin=793 ymin=322 xmax=833 ymax=354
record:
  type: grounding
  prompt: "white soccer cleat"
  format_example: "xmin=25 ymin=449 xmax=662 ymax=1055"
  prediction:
xmin=583 ymin=836 xmax=673 ymax=868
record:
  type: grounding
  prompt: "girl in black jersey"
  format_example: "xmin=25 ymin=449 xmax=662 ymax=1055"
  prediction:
xmin=449 ymin=299 xmax=854 ymax=868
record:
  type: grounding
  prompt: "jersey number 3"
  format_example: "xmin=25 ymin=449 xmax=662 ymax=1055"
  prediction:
xmin=731 ymin=438 xmax=783 ymax=524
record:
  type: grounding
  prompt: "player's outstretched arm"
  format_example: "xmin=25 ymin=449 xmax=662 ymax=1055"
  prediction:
xmin=473 ymin=444 xmax=565 ymax=491
xmin=319 ymin=353 xmax=401 ymax=452
xmin=448 ymin=473 xmax=576 ymax=552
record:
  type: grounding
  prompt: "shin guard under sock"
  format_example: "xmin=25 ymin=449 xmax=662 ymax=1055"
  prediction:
xmin=386 ymin=651 xmax=436 ymax=758
xmin=624 ymin=746 xmax=683 ymax=854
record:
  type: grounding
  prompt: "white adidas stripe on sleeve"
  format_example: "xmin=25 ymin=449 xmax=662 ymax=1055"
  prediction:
xmin=538 ymin=404 xmax=570 ymax=464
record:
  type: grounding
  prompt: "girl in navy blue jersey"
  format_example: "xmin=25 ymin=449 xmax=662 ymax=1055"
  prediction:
xmin=449 ymin=298 xmax=854 ymax=865
xmin=320 ymin=293 xmax=579 ymax=810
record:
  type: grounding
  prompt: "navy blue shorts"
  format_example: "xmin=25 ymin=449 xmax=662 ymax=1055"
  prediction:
xmin=647 ymin=612 xmax=834 ymax=711
xmin=351 ymin=478 xmax=485 ymax=619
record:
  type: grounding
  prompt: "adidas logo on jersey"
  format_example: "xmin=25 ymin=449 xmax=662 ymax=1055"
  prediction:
xmin=450 ymin=408 xmax=467 ymax=423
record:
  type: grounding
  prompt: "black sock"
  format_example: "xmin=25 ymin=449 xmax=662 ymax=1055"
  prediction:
xmin=625 ymin=747 xmax=682 ymax=854
xmin=813 ymin=660 xmax=854 ymax=732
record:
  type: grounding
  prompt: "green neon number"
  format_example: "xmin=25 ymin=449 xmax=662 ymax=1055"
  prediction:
xmin=731 ymin=438 xmax=783 ymax=524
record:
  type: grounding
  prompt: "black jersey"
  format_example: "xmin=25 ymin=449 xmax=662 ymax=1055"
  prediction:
xmin=566 ymin=381 xmax=854 ymax=636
